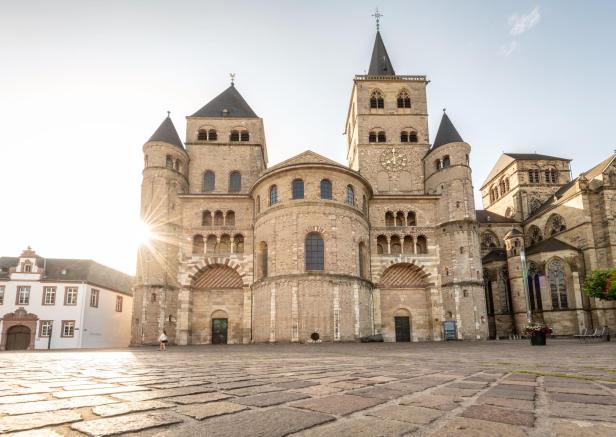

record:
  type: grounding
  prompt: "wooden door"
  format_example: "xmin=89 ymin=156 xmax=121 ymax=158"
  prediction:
xmin=6 ymin=325 xmax=31 ymax=350
xmin=211 ymin=318 xmax=228 ymax=344
xmin=394 ymin=317 xmax=411 ymax=342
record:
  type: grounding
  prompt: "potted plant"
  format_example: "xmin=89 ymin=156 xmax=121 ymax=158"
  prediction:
xmin=525 ymin=323 xmax=552 ymax=346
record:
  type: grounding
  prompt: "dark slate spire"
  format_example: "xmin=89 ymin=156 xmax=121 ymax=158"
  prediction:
xmin=432 ymin=111 xmax=463 ymax=149
xmin=147 ymin=114 xmax=184 ymax=149
xmin=192 ymin=85 xmax=257 ymax=118
xmin=368 ymin=31 xmax=396 ymax=76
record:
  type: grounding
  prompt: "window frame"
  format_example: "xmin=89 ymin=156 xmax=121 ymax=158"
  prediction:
xmin=64 ymin=287 xmax=78 ymax=306
xmin=90 ymin=289 xmax=99 ymax=308
xmin=61 ymin=320 xmax=75 ymax=338
xmin=269 ymin=185 xmax=278 ymax=206
xmin=305 ymin=233 xmax=325 ymax=271
xmin=16 ymin=286 xmax=30 ymax=305
xmin=42 ymin=286 xmax=56 ymax=305
xmin=39 ymin=320 xmax=53 ymax=337
xmin=292 ymin=179 xmax=304 ymax=200
xmin=0 ymin=285 xmax=4 ymax=305
xmin=345 ymin=185 xmax=355 ymax=206
xmin=115 ymin=295 xmax=123 ymax=312
xmin=203 ymin=170 xmax=216 ymax=192
xmin=229 ymin=171 xmax=241 ymax=193
xmin=320 ymin=179 xmax=332 ymax=200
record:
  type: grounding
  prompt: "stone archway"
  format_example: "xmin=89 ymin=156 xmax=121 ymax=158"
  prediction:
xmin=1 ymin=308 xmax=38 ymax=351
xmin=190 ymin=264 xmax=245 ymax=345
xmin=378 ymin=263 xmax=432 ymax=342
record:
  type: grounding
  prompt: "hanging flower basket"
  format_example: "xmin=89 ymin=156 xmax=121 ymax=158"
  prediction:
xmin=525 ymin=324 xmax=552 ymax=346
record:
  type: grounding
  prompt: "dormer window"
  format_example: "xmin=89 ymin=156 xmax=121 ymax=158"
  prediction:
xmin=21 ymin=260 xmax=32 ymax=272
xmin=369 ymin=90 xmax=384 ymax=109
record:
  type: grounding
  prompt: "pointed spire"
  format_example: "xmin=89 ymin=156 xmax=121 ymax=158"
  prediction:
xmin=432 ymin=110 xmax=464 ymax=149
xmin=192 ymin=84 xmax=257 ymax=118
xmin=368 ymin=30 xmax=396 ymax=76
xmin=147 ymin=114 xmax=184 ymax=149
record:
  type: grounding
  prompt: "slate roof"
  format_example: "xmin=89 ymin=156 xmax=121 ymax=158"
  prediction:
xmin=0 ymin=257 xmax=133 ymax=296
xmin=368 ymin=31 xmax=396 ymax=76
xmin=504 ymin=228 xmax=524 ymax=238
xmin=192 ymin=85 xmax=257 ymax=118
xmin=432 ymin=112 xmax=463 ymax=149
xmin=264 ymin=150 xmax=348 ymax=174
xmin=482 ymin=248 xmax=507 ymax=264
xmin=476 ymin=210 xmax=517 ymax=224
xmin=526 ymin=237 xmax=579 ymax=256
xmin=147 ymin=116 xmax=184 ymax=149
xmin=504 ymin=153 xmax=570 ymax=161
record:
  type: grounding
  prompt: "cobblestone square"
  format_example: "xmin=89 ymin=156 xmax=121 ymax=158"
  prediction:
xmin=0 ymin=340 xmax=615 ymax=436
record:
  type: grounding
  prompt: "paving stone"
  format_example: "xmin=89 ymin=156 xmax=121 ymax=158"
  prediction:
xmin=72 ymin=411 xmax=183 ymax=436
xmin=92 ymin=400 xmax=175 ymax=417
xmin=495 ymin=383 xmax=535 ymax=392
xmin=0 ymin=394 xmax=47 ymax=404
xmin=292 ymin=384 xmax=343 ymax=396
xmin=153 ymin=407 xmax=334 ymax=437
xmin=176 ymin=401 xmax=249 ymax=420
xmin=399 ymin=394 xmax=461 ymax=411
xmin=292 ymin=394 xmax=385 ymax=416
xmin=461 ymin=404 xmax=535 ymax=427
xmin=549 ymin=392 xmax=616 ymax=405
xmin=348 ymin=386 xmax=407 ymax=400
xmin=5 ymin=429 xmax=64 ymax=437
xmin=166 ymin=392 xmax=232 ymax=404
xmin=545 ymin=385 xmax=609 ymax=395
xmin=231 ymin=391 xmax=309 ymax=407
xmin=52 ymin=385 xmax=147 ymax=398
xmin=448 ymin=381 xmax=488 ymax=389
xmin=274 ymin=380 xmax=319 ymax=390
xmin=0 ymin=395 xmax=116 ymax=415
xmin=549 ymin=419 xmax=616 ymax=436
xmin=485 ymin=388 xmax=535 ymax=401
xmin=112 ymin=385 xmax=214 ymax=402
xmin=432 ymin=417 xmax=527 ymax=437
xmin=549 ymin=401 xmax=616 ymax=422
xmin=61 ymin=383 xmax=118 ymax=391
xmin=465 ymin=374 xmax=500 ymax=382
xmin=476 ymin=395 xmax=534 ymax=410
xmin=329 ymin=381 xmax=367 ymax=390
xmin=297 ymin=416 xmax=417 ymax=436
xmin=224 ymin=384 xmax=285 ymax=396
xmin=367 ymin=404 xmax=442 ymax=425
xmin=504 ymin=373 xmax=536 ymax=381
xmin=216 ymin=380 xmax=270 ymax=390
xmin=432 ymin=387 xmax=480 ymax=397
xmin=0 ymin=410 xmax=82 ymax=433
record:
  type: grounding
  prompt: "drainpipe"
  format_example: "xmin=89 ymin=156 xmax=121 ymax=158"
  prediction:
xmin=78 ymin=281 xmax=87 ymax=348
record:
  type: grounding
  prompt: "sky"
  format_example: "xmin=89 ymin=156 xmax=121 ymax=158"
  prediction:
xmin=1 ymin=0 xmax=615 ymax=275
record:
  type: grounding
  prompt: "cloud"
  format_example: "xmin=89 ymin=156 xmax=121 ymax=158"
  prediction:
xmin=509 ymin=6 xmax=541 ymax=36
xmin=499 ymin=41 xmax=518 ymax=57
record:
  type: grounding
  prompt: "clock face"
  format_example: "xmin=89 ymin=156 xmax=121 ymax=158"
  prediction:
xmin=380 ymin=148 xmax=408 ymax=172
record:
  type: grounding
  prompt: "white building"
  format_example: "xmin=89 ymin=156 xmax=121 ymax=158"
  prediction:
xmin=0 ymin=247 xmax=133 ymax=350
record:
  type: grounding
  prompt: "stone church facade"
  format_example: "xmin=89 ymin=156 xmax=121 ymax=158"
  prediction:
xmin=131 ymin=28 xmax=614 ymax=345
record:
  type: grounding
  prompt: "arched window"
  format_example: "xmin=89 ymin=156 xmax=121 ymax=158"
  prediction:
xmin=305 ymin=233 xmax=324 ymax=271
xmin=395 ymin=211 xmax=405 ymax=227
xmin=208 ymin=129 xmax=217 ymax=141
xmin=480 ymin=232 xmax=499 ymax=251
xmin=390 ymin=235 xmax=401 ymax=255
xmin=505 ymin=178 xmax=510 ymax=191
xmin=548 ymin=259 xmax=568 ymax=309
xmin=269 ymin=185 xmax=278 ymax=205
xmin=233 ymin=234 xmax=244 ymax=253
xmin=385 ymin=211 xmax=395 ymax=227
xmin=292 ymin=179 xmax=304 ymax=199
xmin=230 ymin=130 xmax=240 ymax=141
xmin=256 ymin=195 xmax=261 ymax=214
xmin=369 ymin=131 xmax=377 ymax=143
xmin=416 ymin=235 xmax=428 ymax=254
xmin=214 ymin=210 xmax=224 ymax=226
xmin=202 ymin=210 xmax=212 ymax=226
xmin=376 ymin=235 xmax=387 ymax=254
xmin=499 ymin=268 xmax=513 ymax=313
xmin=345 ymin=185 xmax=355 ymax=205
xmin=362 ymin=195 xmax=367 ymax=214
xmin=397 ymin=90 xmax=411 ymax=108
xmin=240 ymin=131 xmax=249 ymax=141
xmin=435 ymin=159 xmax=441 ymax=171
xmin=258 ymin=242 xmax=268 ymax=278
xmin=527 ymin=225 xmax=543 ymax=246
xmin=358 ymin=242 xmax=368 ymax=279
xmin=320 ymin=179 xmax=332 ymax=199
xmin=409 ymin=132 xmax=418 ymax=142
xmin=407 ymin=211 xmax=416 ymax=226
xmin=499 ymin=179 xmax=506 ymax=195
xmin=527 ymin=263 xmax=543 ymax=312
xmin=546 ymin=214 xmax=566 ymax=236
xmin=166 ymin=155 xmax=173 ymax=168
xmin=377 ymin=131 xmax=386 ymax=142
xmin=229 ymin=171 xmax=241 ymax=193
xmin=400 ymin=131 xmax=409 ymax=142
xmin=505 ymin=207 xmax=513 ymax=218
xmin=203 ymin=170 xmax=215 ymax=192
xmin=206 ymin=235 xmax=217 ymax=254
xmin=219 ymin=234 xmax=231 ymax=253
xmin=192 ymin=235 xmax=204 ymax=255
xmin=442 ymin=156 xmax=451 ymax=168
xmin=225 ymin=211 xmax=235 ymax=226
xmin=370 ymin=90 xmax=384 ymax=109
xmin=528 ymin=169 xmax=540 ymax=183
xmin=403 ymin=236 xmax=414 ymax=254
xmin=198 ymin=130 xmax=208 ymax=140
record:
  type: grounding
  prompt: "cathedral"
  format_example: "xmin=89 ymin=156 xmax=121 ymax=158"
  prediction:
xmin=131 ymin=27 xmax=616 ymax=345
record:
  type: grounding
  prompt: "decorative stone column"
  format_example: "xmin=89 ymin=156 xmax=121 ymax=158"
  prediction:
xmin=372 ymin=287 xmax=382 ymax=334
xmin=242 ymin=285 xmax=252 ymax=344
xmin=175 ymin=287 xmax=192 ymax=345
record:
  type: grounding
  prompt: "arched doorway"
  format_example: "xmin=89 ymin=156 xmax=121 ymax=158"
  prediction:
xmin=6 ymin=325 xmax=31 ymax=350
xmin=379 ymin=263 xmax=430 ymax=342
xmin=191 ymin=264 xmax=244 ymax=345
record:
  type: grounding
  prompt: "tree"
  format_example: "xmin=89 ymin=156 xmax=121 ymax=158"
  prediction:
xmin=583 ymin=269 xmax=616 ymax=301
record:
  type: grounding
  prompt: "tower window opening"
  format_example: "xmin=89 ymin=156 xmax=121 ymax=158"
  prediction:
xmin=269 ymin=185 xmax=278 ymax=206
xmin=165 ymin=155 xmax=173 ymax=168
xmin=229 ymin=171 xmax=241 ymax=193
xmin=368 ymin=131 xmax=377 ymax=143
xmin=320 ymin=179 xmax=332 ymax=199
xmin=230 ymin=130 xmax=240 ymax=141
xmin=442 ymin=156 xmax=451 ymax=168
xmin=370 ymin=90 xmax=384 ymax=109
xmin=397 ymin=90 xmax=411 ymax=108
xmin=240 ymin=131 xmax=249 ymax=141
xmin=292 ymin=179 xmax=304 ymax=199
xmin=377 ymin=131 xmax=386 ymax=142
xmin=345 ymin=185 xmax=355 ymax=206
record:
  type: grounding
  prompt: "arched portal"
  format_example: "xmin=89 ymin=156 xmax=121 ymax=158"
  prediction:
xmin=6 ymin=325 xmax=31 ymax=350
xmin=191 ymin=264 xmax=244 ymax=345
xmin=378 ymin=263 xmax=432 ymax=342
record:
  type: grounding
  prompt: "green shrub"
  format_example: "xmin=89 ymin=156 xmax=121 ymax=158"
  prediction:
xmin=583 ymin=269 xmax=616 ymax=300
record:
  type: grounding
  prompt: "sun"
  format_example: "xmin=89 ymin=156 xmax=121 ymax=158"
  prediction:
xmin=135 ymin=221 xmax=153 ymax=247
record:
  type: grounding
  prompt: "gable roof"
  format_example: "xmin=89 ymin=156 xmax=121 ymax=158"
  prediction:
xmin=264 ymin=150 xmax=347 ymax=174
xmin=526 ymin=237 xmax=579 ymax=256
xmin=191 ymin=85 xmax=257 ymax=118
xmin=482 ymin=153 xmax=571 ymax=188
xmin=432 ymin=112 xmax=463 ymax=149
xmin=147 ymin=116 xmax=184 ymax=149
xmin=504 ymin=153 xmax=570 ymax=161
xmin=482 ymin=248 xmax=507 ymax=264
xmin=368 ymin=31 xmax=396 ymax=76
xmin=476 ymin=210 xmax=517 ymax=224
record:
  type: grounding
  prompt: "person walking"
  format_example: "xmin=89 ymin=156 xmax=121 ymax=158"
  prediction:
xmin=158 ymin=330 xmax=168 ymax=351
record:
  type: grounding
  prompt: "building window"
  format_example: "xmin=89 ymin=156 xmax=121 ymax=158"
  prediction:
xmin=407 ymin=211 xmax=417 ymax=225
xmin=256 ymin=195 xmax=261 ymax=214
xmin=545 ymin=169 xmax=558 ymax=183
xmin=42 ymin=287 xmax=56 ymax=305
xmin=165 ymin=155 xmax=173 ymax=168
xmin=208 ymin=129 xmax=217 ymax=141
xmin=368 ymin=131 xmax=377 ymax=143
xmin=90 ymin=289 xmax=99 ymax=307
xmin=397 ymin=90 xmax=411 ymax=108
xmin=203 ymin=170 xmax=215 ymax=192
xmin=0 ymin=286 xmax=4 ymax=304
xmin=230 ymin=130 xmax=240 ymax=141
xmin=240 ymin=131 xmax=249 ymax=141
xmin=400 ymin=131 xmax=418 ymax=143
xmin=229 ymin=171 xmax=241 ymax=193
xmin=442 ymin=156 xmax=451 ymax=168
xmin=39 ymin=320 xmax=53 ymax=337
xmin=548 ymin=259 xmax=568 ymax=309
xmin=198 ymin=129 xmax=217 ymax=141
xmin=305 ymin=233 xmax=324 ymax=271
xmin=192 ymin=234 xmax=204 ymax=255
xmin=213 ymin=210 xmax=224 ymax=225
xmin=234 ymin=234 xmax=244 ymax=253
xmin=385 ymin=211 xmax=394 ymax=227
xmin=546 ymin=214 xmax=567 ymax=236
xmin=292 ymin=179 xmax=304 ymax=199
xmin=230 ymin=130 xmax=249 ymax=142
xmin=17 ymin=286 xmax=30 ymax=305
xmin=61 ymin=320 xmax=75 ymax=337
xmin=64 ymin=287 xmax=78 ymax=305
xmin=527 ymin=263 xmax=543 ymax=312
xmin=320 ymin=179 xmax=332 ymax=199
xmin=346 ymin=185 xmax=355 ymax=205
xmin=202 ymin=210 xmax=212 ymax=226
xmin=416 ymin=235 xmax=428 ymax=254
xmin=116 ymin=296 xmax=123 ymax=312
xmin=376 ymin=235 xmax=387 ymax=254
xmin=22 ymin=260 xmax=32 ymax=272
xmin=390 ymin=236 xmax=401 ymax=254
xmin=370 ymin=90 xmax=384 ymax=108
xmin=198 ymin=130 xmax=207 ymax=140
xmin=225 ymin=210 xmax=235 ymax=226
xmin=528 ymin=169 xmax=540 ymax=183
xmin=258 ymin=242 xmax=268 ymax=278
xmin=269 ymin=185 xmax=278 ymax=205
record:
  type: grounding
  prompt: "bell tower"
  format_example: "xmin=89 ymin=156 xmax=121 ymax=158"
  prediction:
xmin=345 ymin=16 xmax=429 ymax=194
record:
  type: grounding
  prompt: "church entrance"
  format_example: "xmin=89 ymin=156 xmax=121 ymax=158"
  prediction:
xmin=394 ymin=316 xmax=411 ymax=342
xmin=6 ymin=325 xmax=31 ymax=350
xmin=212 ymin=318 xmax=228 ymax=344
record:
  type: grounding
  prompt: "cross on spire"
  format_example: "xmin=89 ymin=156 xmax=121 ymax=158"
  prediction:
xmin=372 ymin=7 xmax=383 ymax=31
xmin=230 ymin=73 xmax=236 ymax=86
xmin=166 ymin=110 xmax=171 ymax=118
